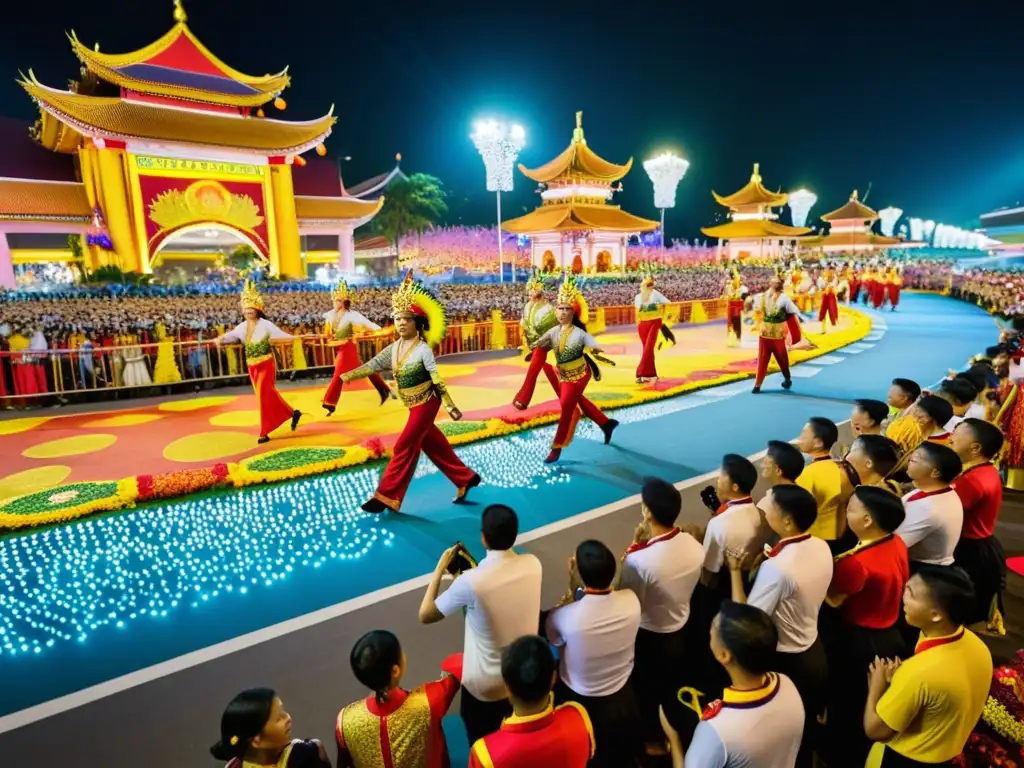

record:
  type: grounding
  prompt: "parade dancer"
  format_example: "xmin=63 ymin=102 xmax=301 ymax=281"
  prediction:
xmin=341 ymin=273 xmax=480 ymax=513
xmin=512 ymin=276 xmax=561 ymax=410
xmin=871 ymin=262 xmax=887 ymax=309
xmin=887 ymin=265 xmax=903 ymax=311
xmin=322 ymin=281 xmax=391 ymax=414
xmin=532 ymin=275 xmax=618 ymax=464
xmin=861 ymin=264 xmax=876 ymax=306
xmin=747 ymin=276 xmax=800 ymax=393
xmin=215 ymin=281 xmax=302 ymax=445
xmin=634 ymin=274 xmax=670 ymax=383
xmin=817 ymin=262 xmax=839 ymax=332
xmin=725 ymin=267 xmax=747 ymax=347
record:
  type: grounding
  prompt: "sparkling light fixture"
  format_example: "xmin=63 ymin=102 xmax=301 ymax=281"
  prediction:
xmin=643 ymin=152 xmax=690 ymax=246
xmin=787 ymin=189 xmax=817 ymax=229
xmin=923 ymin=220 xmax=936 ymax=242
xmin=878 ymin=206 xmax=903 ymax=237
xmin=471 ymin=119 xmax=526 ymax=283
xmin=909 ymin=217 xmax=925 ymax=242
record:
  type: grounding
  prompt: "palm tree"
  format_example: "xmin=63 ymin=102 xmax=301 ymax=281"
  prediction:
xmin=372 ymin=173 xmax=448 ymax=260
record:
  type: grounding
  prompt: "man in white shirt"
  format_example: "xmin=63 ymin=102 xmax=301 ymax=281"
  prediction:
xmin=937 ymin=377 xmax=978 ymax=434
xmin=546 ymin=539 xmax=642 ymax=768
xmin=621 ymin=477 xmax=704 ymax=751
xmin=728 ymin=484 xmax=832 ymax=768
xmin=419 ymin=504 xmax=543 ymax=744
xmin=898 ymin=441 xmax=964 ymax=568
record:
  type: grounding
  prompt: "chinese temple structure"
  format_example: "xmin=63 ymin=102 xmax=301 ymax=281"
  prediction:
xmin=798 ymin=190 xmax=902 ymax=254
xmin=0 ymin=0 xmax=382 ymax=287
xmin=701 ymin=163 xmax=810 ymax=261
xmin=502 ymin=112 xmax=657 ymax=273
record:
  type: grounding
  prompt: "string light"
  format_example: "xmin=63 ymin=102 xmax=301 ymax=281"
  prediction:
xmin=787 ymin=189 xmax=817 ymax=228
xmin=470 ymin=120 xmax=525 ymax=193
xmin=642 ymin=152 xmax=690 ymax=210
xmin=878 ymin=206 xmax=902 ymax=237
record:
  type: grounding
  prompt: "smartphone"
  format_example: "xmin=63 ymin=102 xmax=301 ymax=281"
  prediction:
xmin=446 ymin=542 xmax=477 ymax=576
xmin=700 ymin=485 xmax=721 ymax=512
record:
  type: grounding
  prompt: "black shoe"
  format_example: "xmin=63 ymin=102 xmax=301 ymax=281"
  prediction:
xmin=378 ymin=388 xmax=390 ymax=406
xmin=257 ymin=435 xmax=270 ymax=444
xmin=781 ymin=378 xmax=793 ymax=390
xmin=454 ymin=473 xmax=482 ymax=504
xmin=323 ymin=404 xmax=335 ymax=416
xmin=545 ymin=449 xmax=562 ymax=463
xmin=752 ymin=386 xmax=761 ymax=394
xmin=361 ymin=497 xmax=388 ymax=514
xmin=291 ymin=410 xmax=302 ymax=431
xmin=602 ymin=419 xmax=619 ymax=445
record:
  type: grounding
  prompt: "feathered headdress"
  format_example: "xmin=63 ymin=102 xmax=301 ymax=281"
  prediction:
xmin=640 ymin=264 xmax=655 ymax=288
xmin=526 ymin=273 xmax=545 ymax=293
xmin=391 ymin=271 xmax=448 ymax=346
xmin=240 ymin=280 xmax=264 ymax=311
xmin=556 ymin=274 xmax=589 ymax=323
xmin=731 ymin=267 xmax=741 ymax=284
xmin=331 ymin=280 xmax=350 ymax=302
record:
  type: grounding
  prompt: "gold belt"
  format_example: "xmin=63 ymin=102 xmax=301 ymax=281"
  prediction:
xmin=398 ymin=379 xmax=434 ymax=408
xmin=760 ymin=321 xmax=785 ymax=340
xmin=246 ymin=353 xmax=274 ymax=366
xmin=637 ymin=309 xmax=662 ymax=322
xmin=557 ymin=356 xmax=588 ymax=383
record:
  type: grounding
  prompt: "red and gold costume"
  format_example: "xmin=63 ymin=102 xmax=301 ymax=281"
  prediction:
xmin=342 ymin=273 xmax=479 ymax=512
xmin=862 ymin=268 xmax=877 ymax=306
xmin=725 ymin=268 xmax=746 ymax=347
xmin=997 ymin=363 xmax=1024 ymax=491
xmin=321 ymin=281 xmax=390 ymax=412
xmin=468 ymin=697 xmax=595 ymax=768
xmin=870 ymin=266 xmax=886 ymax=309
xmin=886 ymin=267 xmax=903 ymax=310
xmin=750 ymin=288 xmax=799 ymax=391
xmin=219 ymin=282 xmax=299 ymax=442
xmin=634 ymin=275 xmax=669 ymax=381
xmin=513 ymin=277 xmax=560 ymax=410
xmin=817 ymin=265 xmax=839 ymax=331
xmin=849 ymin=266 xmax=861 ymax=303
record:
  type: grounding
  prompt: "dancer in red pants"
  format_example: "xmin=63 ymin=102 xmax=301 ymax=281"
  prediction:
xmin=725 ymin=268 xmax=747 ymax=347
xmin=341 ymin=272 xmax=480 ymax=514
xmin=886 ymin=266 xmax=903 ymax=311
xmin=634 ymin=274 xmax=670 ymax=382
xmin=513 ymin=276 xmax=560 ymax=410
xmin=532 ymin=275 xmax=619 ymax=463
xmin=321 ymin=281 xmax=391 ymax=414
xmin=817 ymin=263 xmax=839 ymax=332
xmin=871 ymin=262 xmax=887 ymax=309
xmin=747 ymin=277 xmax=800 ymax=394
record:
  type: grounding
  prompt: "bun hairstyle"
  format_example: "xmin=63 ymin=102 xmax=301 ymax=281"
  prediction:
xmin=351 ymin=630 xmax=403 ymax=705
xmin=210 ymin=687 xmax=276 ymax=761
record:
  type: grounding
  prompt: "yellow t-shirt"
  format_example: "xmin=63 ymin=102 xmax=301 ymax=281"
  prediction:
xmin=885 ymin=411 xmax=923 ymax=457
xmin=796 ymin=458 xmax=851 ymax=540
xmin=870 ymin=628 xmax=992 ymax=764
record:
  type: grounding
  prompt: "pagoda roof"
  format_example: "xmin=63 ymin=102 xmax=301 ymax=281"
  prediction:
xmin=799 ymin=230 xmax=901 ymax=249
xmin=501 ymin=201 xmax=657 ymax=235
xmin=0 ymin=178 xmax=91 ymax=222
xmin=820 ymin=190 xmax=879 ymax=222
xmin=68 ymin=2 xmax=289 ymax=108
xmin=21 ymin=74 xmax=334 ymax=156
xmin=519 ymin=112 xmax=633 ymax=184
xmin=346 ymin=162 xmax=407 ymax=199
xmin=294 ymin=195 xmax=384 ymax=223
xmin=712 ymin=163 xmax=789 ymax=209
xmin=701 ymin=219 xmax=811 ymax=239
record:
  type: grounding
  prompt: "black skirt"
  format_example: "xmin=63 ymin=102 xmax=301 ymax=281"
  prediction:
xmin=954 ymin=535 xmax=1006 ymax=627
xmin=555 ymin=679 xmax=642 ymax=768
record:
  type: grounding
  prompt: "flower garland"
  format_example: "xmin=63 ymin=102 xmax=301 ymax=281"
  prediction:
xmin=0 ymin=478 xmax=138 ymax=530
xmin=959 ymin=651 xmax=1024 ymax=766
xmin=229 ymin=446 xmax=371 ymax=488
xmin=136 ymin=464 xmax=230 ymax=502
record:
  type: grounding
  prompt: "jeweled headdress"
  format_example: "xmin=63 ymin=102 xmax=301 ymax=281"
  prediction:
xmin=556 ymin=274 xmax=589 ymax=323
xmin=391 ymin=271 xmax=447 ymax=346
xmin=240 ymin=280 xmax=264 ymax=311
xmin=331 ymin=280 xmax=350 ymax=302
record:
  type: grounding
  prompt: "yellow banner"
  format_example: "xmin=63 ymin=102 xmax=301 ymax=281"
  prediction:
xmin=133 ymin=155 xmax=266 ymax=179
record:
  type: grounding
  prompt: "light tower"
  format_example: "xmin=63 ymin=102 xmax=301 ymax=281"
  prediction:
xmin=471 ymin=119 xmax=526 ymax=282
xmin=878 ymin=206 xmax=902 ymax=238
xmin=787 ymin=189 xmax=817 ymax=228
xmin=909 ymin=217 xmax=925 ymax=242
xmin=923 ymin=220 xmax=936 ymax=244
xmin=643 ymin=151 xmax=690 ymax=246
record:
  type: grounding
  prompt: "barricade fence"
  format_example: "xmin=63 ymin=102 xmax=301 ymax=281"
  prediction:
xmin=0 ymin=298 xmax=726 ymax=405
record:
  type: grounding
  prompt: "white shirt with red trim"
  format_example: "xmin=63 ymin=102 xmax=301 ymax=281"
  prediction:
xmin=897 ymin=487 xmax=964 ymax=566
xmin=703 ymin=498 xmax=765 ymax=574
xmin=620 ymin=528 xmax=704 ymax=633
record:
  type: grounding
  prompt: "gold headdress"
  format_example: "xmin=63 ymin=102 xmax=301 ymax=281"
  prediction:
xmin=640 ymin=265 xmax=654 ymax=288
xmin=556 ymin=273 xmax=589 ymax=323
xmin=331 ymin=280 xmax=350 ymax=302
xmin=391 ymin=271 xmax=448 ymax=346
xmin=240 ymin=280 xmax=264 ymax=311
xmin=526 ymin=273 xmax=545 ymax=293
xmin=731 ymin=267 xmax=741 ymax=286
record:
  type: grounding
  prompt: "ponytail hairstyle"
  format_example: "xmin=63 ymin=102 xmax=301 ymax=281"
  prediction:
xmin=350 ymin=630 xmax=403 ymax=705
xmin=210 ymin=687 xmax=276 ymax=762
xmin=571 ymin=311 xmax=588 ymax=333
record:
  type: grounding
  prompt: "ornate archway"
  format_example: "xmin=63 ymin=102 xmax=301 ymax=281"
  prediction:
xmin=150 ymin=222 xmax=267 ymax=277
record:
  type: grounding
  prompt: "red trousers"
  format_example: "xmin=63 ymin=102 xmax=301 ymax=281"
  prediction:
xmin=552 ymin=368 xmax=610 ymax=449
xmin=888 ymin=285 xmax=901 ymax=307
xmin=871 ymin=283 xmax=885 ymax=309
xmin=818 ymin=293 xmax=838 ymax=326
xmin=375 ymin=396 xmax=477 ymax=511
xmin=322 ymin=342 xmax=389 ymax=408
xmin=636 ymin=318 xmax=662 ymax=378
xmin=513 ymin=347 xmax=560 ymax=409
xmin=755 ymin=337 xmax=790 ymax=387
xmin=12 ymin=362 xmax=47 ymax=395
xmin=727 ymin=300 xmax=744 ymax=341
xmin=785 ymin=314 xmax=802 ymax=345
xmin=249 ymin=357 xmax=295 ymax=438
xmin=850 ymin=281 xmax=860 ymax=302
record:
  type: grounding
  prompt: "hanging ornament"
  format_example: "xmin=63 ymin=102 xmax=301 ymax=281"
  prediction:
xmin=315 ymin=143 xmax=327 ymax=157
xmin=274 ymin=97 xmax=286 ymax=111
xmin=256 ymin=108 xmax=265 ymax=118
xmin=86 ymin=207 xmax=113 ymax=250
xmin=294 ymin=155 xmax=307 ymax=167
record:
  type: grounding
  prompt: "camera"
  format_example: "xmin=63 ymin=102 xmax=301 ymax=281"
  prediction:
xmin=700 ymin=485 xmax=721 ymax=512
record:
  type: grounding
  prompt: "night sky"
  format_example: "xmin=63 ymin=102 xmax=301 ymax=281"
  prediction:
xmin=2 ymin=0 xmax=1023 ymax=239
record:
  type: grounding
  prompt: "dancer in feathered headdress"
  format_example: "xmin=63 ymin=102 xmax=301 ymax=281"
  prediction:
xmin=530 ymin=274 xmax=619 ymax=463
xmin=341 ymin=272 xmax=480 ymax=513
xmin=512 ymin=272 xmax=561 ymax=410
xmin=634 ymin=268 xmax=672 ymax=383
xmin=817 ymin=261 xmax=839 ymax=333
xmin=214 ymin=280 xmax=302 ymax=444
xmin=321 ymin=280 xmax=391 ymax=415
xmin=744 ymin=273 xmax=800 ymax=394
xmin=725 ymin=266 xmax=748 ymax=347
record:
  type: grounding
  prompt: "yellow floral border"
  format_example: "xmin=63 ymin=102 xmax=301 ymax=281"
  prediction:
xmin=228 ymin=446 xmax=372 ymax=488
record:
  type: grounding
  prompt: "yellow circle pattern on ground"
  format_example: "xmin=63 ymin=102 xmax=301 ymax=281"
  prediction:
xmin=209 ymin=411 xmax=262 ymax=428
xmin=0 ymin=417 xmax=52 ymax=436
xmin=158 ymin=396 xmax=238 ymax=413
xmin=0 ymin=465 xmax=73 ymax=501
xmin=23 ymin=434 xmax=117 ymax=459
xmin=436 ymin=364 xmax=479 ymax=377
xmin=164 ymin=431 xmax=256 ymax=463
xmin=83 ymin=413 xmax=165 ymax=428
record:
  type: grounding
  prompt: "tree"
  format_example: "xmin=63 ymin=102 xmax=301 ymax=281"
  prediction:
xmin=371 ymin=173 xmax=448 ymax=259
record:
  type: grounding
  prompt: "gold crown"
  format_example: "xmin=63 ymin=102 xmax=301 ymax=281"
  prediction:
xmin=641 ymin=274 xmax=654 ymax=288
xmin=556 ymin=274 xmax=589 ymax=323
xmin=391 ymin=271 xmax=448 ymax=346
xmin=526 ymin=275 xmax=545 ymax=293
xmin=331 ymin=280 xmax=350 ymax=302
xmin=240 ymin=280 xmax=264 ymax=311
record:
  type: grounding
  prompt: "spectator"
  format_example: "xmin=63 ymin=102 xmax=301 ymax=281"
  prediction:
xmin=937 ymin=377 xmax=978 ymax=433
xmin=468 ymin=636 xmax=595 ymax=768
xmin=885 ymin=378 xmax=924 ymax=457
xmin=210 ymin=687 xmax=330 ymax=768
xmin=887 ymin=377 xmax=921 ymax=419
xmin=795 ymin=417 xmax=855 ymax=549
xmin=761 ymin=440 xmax=804 ymax=486
xmin=950 ymin=418 xmax=1007 ymax=632
xmin=845 ymin=434 xmax=902 ymax=494
xmin=851 ymin=398 xmax=889 ymax=436
xmin=336 ymin=630 xmax=461 ymax=768
xmin=661 ymin=601 xmax=804 ymax=768
xmin=621 ymin=476 xmax=704 ymax=752
xmin=864 ymin=566 xmax=993 ymax=766
xmin=702 ymin=454 xmax=764 ymax=591
xmin=912 ymin=394 xmax=956 ymax=445
xmin=897 ymin=442 xmax=964 ymax=568
xmin=419 ymin=504 xmax=543 ymax=744
xmin=544 ymin=540 xmax=642 ymax=768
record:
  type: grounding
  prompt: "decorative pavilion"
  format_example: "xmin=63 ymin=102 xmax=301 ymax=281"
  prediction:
xmin=1 ymin=0 xmax=381 ymax=287
xmin=701 ymin=163 xmax=810 ymax=261
xmin=501 ymin=112 xmax=657 ymax=273
xmin=798 ymin=190 xmax=902 ymax=254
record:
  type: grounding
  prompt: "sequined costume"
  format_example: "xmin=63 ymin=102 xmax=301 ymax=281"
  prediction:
xmin=321 ymin=281 xmax=390 ymax=411
xmin=997 ymin=362 xmax=1024 ymax=490
xmin=513 ymin=278 xmax=560 ymax=410
xmin=725 ymin=269 xmax=747 ymax=346
xmin=342 ymin=273 xmax=479 ymax=512
xmin=886 ymin=267 xmax=903 ymax=310
xmin=634 ymin=276 xmax=670 ymax=380
xmin=817 ymin=266 xmax=839 ymax=330
xmin=749 ymin=289 xmax=799 ymax=391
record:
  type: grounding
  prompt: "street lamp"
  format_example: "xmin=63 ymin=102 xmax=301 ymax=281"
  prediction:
xmin=643 ymin=152 xmax=689 ymax=247
xmin=878 ymin=206 xmax=902 ymax=237
xmin=471 ymin=119 xmax=526 ymax=283
xmin=788 ymin=189 xmax=817 ymax=228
